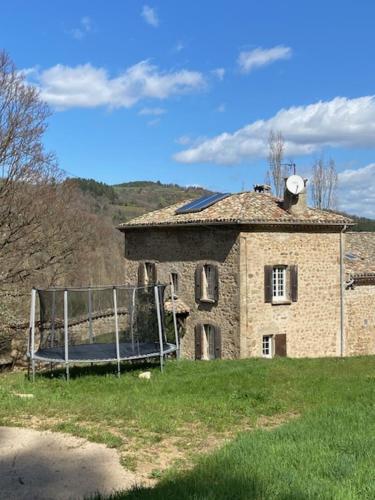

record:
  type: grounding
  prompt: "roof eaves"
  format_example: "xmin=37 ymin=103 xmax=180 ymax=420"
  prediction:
xmin=118 ymin=219 xmax=354 ymax=230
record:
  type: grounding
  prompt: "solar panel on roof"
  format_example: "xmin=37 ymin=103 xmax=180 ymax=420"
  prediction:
xmin=175 ymin=192 xmax=230 ymax=214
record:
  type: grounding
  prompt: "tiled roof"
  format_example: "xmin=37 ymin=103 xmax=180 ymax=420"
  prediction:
xmin=164 ymin=298 xmax=190 ymax=314
xmin=119 ymin=192 xmax=353 ymax=229
xmin=345 ymin=232 xmax=375 ymax=277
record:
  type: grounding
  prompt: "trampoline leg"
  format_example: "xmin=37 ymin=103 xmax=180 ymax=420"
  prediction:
xmin=31 ymin=359 xmax=36 ymax=383
xmin=65 ymin=363 xmax=70 ymax=382
xmin=117 ymin=360 xmax=121 ymax=378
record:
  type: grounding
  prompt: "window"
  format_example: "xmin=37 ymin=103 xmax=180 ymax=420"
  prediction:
xmin=202 ymin=324 xmax=215 ymax=360
xmin=170 ymin=272 xmax=179 ymax=296
xmin=202 ymin=265 xmax=215 ymax=300
xmin=262 ymin=335 xmax=273 ymax=358
xmin=194 ymin=323 xmax=221 ymax=360
xmin=272 ymin=266 xmax=286 ymax=300
xmin=195 ymin=263 xmax=218 ymax=303
xmin=145 ymin=262 xmax=155 ymax=285
xmin=264 ymin=265 xmax=298 ymax=304
xmin=138 ymin=262 xmax=157 ymax=286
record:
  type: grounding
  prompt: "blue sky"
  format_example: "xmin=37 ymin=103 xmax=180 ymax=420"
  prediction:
xmin=1 ymin=0 xmax=375 ymax=216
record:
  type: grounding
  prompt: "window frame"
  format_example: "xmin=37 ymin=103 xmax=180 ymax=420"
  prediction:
xmin=144 ymin=262 xmax=154 ymax=286
xmin=201 ymin=264 xmax=215 ymax=302
xmin=272 ymin=266 xmax=287 ymax=302
xmin=138 ymin=261 xmax=157 ymax=287
xmin=202 ymin=324 xmax=216 ymax=360
xmin=195 ymin=322 xmax=221 ymax=360
xmin=262 ymin=335 xmax=273 ymax=358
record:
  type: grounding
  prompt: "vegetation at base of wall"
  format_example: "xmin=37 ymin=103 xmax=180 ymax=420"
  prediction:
xmin=0 ymin=357 xmax=375 ymax=499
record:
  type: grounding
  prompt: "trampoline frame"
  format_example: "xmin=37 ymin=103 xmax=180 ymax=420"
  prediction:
xmin=27 ymin=283 xmax=179 ymax=381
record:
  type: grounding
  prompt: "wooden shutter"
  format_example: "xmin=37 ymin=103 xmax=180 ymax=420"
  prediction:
xmin=275 ymin=334 xmax=287 ymax=357
xmin=290 ymin=265 xmax=298 ymax=302
xmin=138 ymin=263 xmax=145 ymax=286
xmin=213 ymin=264 xmax=219 ymax=303
xmin=194 ymin=324 xmax=203 ymax=360
xmin=195 ymin=264 xmax=203 ymax=302
xmin=214 ymin=325 xmax=222 ymax=359
xmin=264 ymin=266 xmax=273 ymax=303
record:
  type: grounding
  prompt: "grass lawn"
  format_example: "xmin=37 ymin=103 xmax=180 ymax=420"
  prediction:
xmin=0 ymin=357 xmax=375 ymax=498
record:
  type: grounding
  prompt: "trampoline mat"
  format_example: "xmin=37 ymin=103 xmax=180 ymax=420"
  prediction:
xmin=34 ymin=342 xmax=177 ymax=363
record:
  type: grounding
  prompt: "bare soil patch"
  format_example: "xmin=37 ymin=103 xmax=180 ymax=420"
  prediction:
xmin=0 ymin=426 xmax=136 ymax=500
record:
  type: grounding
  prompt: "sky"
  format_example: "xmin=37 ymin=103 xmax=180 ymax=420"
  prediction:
xmin=1 ymin=0 xmax=375 ymax=216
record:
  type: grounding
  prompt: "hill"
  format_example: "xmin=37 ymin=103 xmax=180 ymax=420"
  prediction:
xmin=69 ymin=178 xmax=214 ymax=224
xmin=69 ymin=177 xmax=375 ymax=230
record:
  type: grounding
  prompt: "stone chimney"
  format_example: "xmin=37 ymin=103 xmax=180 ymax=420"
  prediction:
xmin=283 ymin=178 xmax=308 ymax=215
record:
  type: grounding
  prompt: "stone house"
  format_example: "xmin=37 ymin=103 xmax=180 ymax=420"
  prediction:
xmin=118 ymin=181 xmax=375 ymax=360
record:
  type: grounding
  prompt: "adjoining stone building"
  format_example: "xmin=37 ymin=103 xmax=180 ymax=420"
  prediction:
xmin=118 ymin=181 xmax=375 ymax=360
xmin=344 ymin=232 xmax=375 ymax=356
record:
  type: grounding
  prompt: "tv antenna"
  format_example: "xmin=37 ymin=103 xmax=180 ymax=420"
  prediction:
xmin=282 ymin=162 xmax=296 ymax=175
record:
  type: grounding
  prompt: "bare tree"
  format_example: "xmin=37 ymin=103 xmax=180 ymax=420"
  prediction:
xmin=0 ymin=51 xmax=66 ymax=290
xmin=266 ymin=130 xmax=287 ymax=197
xmin=311 ymin=157 xmax=338 ymax=209
xmin=0 ymin=52 xmax=128 ymax=364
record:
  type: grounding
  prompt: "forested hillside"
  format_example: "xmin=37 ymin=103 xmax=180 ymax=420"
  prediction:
xmin=70 ymin=178 xmax=214 ymax=224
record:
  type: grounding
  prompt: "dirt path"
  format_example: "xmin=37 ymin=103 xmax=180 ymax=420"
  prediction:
xmin=0 ymin=426 xmax=136 ymax=499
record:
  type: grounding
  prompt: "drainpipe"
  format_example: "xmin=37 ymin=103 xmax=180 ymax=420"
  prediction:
xmin=339 ymin=224 xmax=347 ymax=357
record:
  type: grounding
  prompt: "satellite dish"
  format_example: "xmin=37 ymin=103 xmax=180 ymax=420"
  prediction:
xmin=286 ymin=175 xmax=305 ymax=195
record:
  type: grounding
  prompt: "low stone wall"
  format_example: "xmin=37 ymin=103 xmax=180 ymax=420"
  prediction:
xmin=0 ymin=312 xmax=130 ymax=369
xmin=345 ymin=284 xmax=375 ymax=356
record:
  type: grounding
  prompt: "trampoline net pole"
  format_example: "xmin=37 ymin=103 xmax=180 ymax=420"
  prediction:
xmin=88 ymin=288 xmax=93 ymax=344
xmin=28 ymin=288 xmax=36 ymax=381
xmin=130 ymin=288 xmax=136 ymax=354
xmin=154 ymin=285 xmax=164 ymax=372
xmin=169 ymin=280 xmax=180 ymax=359
xmin=113 ymin=287 xmax=121 ymax=377
xmin=51 ymin=290 xmax=56 ymax=347
xmin=64 ymin=290 xmax=70 ymax=381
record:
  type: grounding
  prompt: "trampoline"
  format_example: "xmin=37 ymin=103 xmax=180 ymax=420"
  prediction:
xmin=28 ymin=283 xmax=179 ymax=380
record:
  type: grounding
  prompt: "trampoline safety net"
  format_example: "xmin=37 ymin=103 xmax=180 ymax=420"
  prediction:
xmin=28 ymin=284 xmax=178 ymax=379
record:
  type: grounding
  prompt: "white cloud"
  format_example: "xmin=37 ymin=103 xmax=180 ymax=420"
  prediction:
xmin=69 ymin=16 xmax=92 ymax=40
xmin=28 ymin=61 xmax=205 ymax=110
xmin=238 ymin=46 xmax=292 ymax=74
xmin=174 ymin=96 xmax=375 ymax=165
xmin=175 ymin=135 xmax=192 ymax=145
xmin=211 ymin=68 xmax=225 ymax=80
xmin=338 ymin=163 xmax=375 ymax=218
xmin=141 ymin=5 xmax=159 ymax=27
xmin=138 ymin=107 xmax=166 ymax=116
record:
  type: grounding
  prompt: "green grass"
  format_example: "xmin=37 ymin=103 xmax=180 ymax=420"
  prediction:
xmin=1 ymin=357 xmax=375 ymax=498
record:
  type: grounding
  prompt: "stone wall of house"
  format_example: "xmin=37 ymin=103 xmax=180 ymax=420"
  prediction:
xmin=239 ymin=229 xmax=342 ymax=358
xmin=123 ymin=226 xmax=241 ymax=359
xmin=345 ymin=284 xmax=375 ymax=356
